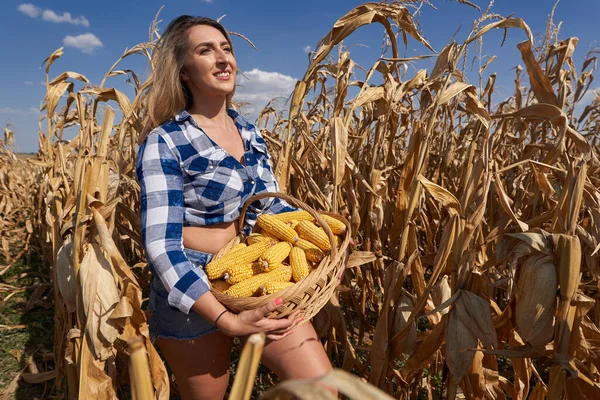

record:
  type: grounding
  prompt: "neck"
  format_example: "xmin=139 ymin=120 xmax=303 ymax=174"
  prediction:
xmin=187 ymin=94 xmax=229 ymax=126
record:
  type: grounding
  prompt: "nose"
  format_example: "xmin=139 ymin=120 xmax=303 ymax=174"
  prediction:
xmin=215 ymin=48 xmax=229 ymax=63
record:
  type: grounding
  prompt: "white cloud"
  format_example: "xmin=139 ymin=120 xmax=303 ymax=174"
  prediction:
xmin=579 ymin=87 xmax=599 ymax=105
xmin=24 ymin=81 xmax=33 ymax=85
xmin=63 ymin=33 xmax=103 ymax=54
xmin=43 ymin=10 xmax=89 ymax=27
xmin=17 ymin=3 xmax=41 ymax=18
xmin=17 ymin=4 xmax=89 ymax=27
xmin=0 ymin=107 xmax=38 ymax=115
xmin=235 ymin=69 xmax=297 ymax=119
xmin=303 ymin=45 xmax=312 ymax=54
xmin=574 ymin=87 xmax=599 ymax=117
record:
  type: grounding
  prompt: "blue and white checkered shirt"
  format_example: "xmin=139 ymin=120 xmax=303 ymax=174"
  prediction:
xmin=136 ymin=108 xmax=296 ymax=314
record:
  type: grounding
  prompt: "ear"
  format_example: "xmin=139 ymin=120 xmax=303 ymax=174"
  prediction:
xmin=179 ymin=68 xmax=189 ymax=82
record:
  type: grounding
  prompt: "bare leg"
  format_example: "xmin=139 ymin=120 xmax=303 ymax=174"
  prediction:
xmin=260 ymin=321 xmax=332 ymax=380
xmin=156 ymin=331 xmax=234 ymax=400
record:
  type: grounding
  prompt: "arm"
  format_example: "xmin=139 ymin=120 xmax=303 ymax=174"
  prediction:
xmin=137 ymin=132 xmax=211 ymax=314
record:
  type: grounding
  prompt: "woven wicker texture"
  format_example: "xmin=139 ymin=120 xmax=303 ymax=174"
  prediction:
xmin=212 ymin=192 xmax=351 ymax=321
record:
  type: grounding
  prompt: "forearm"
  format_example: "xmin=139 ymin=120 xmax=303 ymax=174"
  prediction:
xmin=191 ymin=290 xmax=229 ymax=326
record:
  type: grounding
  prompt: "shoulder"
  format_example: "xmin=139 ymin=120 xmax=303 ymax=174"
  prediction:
xmin=136 ymin=121 xmax=183 ymax=174
xmin=139 ymin=110 xmax=195 ymax=157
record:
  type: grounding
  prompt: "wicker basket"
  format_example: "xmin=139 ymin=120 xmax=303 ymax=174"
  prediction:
xmin=211 ymin=192 xmax=351 ymax=321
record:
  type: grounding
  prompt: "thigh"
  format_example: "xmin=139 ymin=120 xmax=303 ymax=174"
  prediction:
xmin=157 ymin=331 xmax=234 ymax=400
xmin=259 ymin=321 xmax=333 ymax=381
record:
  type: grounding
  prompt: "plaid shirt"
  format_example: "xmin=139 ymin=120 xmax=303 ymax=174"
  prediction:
xmin=136 ymin=108 xmax=295 ymax=314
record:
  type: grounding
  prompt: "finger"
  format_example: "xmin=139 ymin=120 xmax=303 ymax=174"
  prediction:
xmin=284 ymin=314 xmax=304 ymax=330
xmin=267 ymin=329 xmax=295 ymax=341
xmin=265 ymin=325 xmax=294 ymax=335
xmin=263 ymin=317 xmax=294 ymax=332
xmin=286 ymin=309 xmax=303 ymax=322
xmin=260 ymin=298 xmax=284 ymax=316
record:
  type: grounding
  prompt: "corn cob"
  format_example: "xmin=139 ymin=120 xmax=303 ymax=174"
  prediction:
xmin=335 ymin=235 xmax=342 ymax=248
xmin=274 ymin=210 xmax=313 ymax=223
xmin=319 ymin=214 xmax=347 ymax=235
xmin=290 ymin=246 xmax=310 ymax=282
xmin=225 ymin=265 xmax=292 ymax=297
xmin=295 ymin=220 xmax=331 ymax=251
xmin=260 ymin=281 xmax=295 ymax=295
xmin=516 ymin=254 xmax=557 ymax=348
xmin=247 ymin=233 xmax=279 ymax=246
xmin=210 ymin=280 xmax=231 ymax=293
xmin=259 ymin=242 xmax=292 ymax=272
xmin=294 ymin=238 xmax=326 ymax=262
xmin=288 ymin=219 xmax=300 ymax=229
xmin=257 ymin=214 xmax=299 ymax=244
xmin=229 ymin=243 xmax=247 ymax=254
xmin=205 ymin=240 xmax=271 ymax=280
xmin=212 ymin=238 xmax=243 ymax=261
xmin=553 ymin=234 xmax=582 ymax=356
xmin=224 ymin=262 xmax=263 ymax=284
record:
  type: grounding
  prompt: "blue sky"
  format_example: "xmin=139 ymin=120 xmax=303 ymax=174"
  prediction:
xmin=1 ymin=0 xmax=598 ymax=153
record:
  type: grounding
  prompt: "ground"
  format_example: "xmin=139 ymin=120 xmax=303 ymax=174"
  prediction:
xmin=0 ymin=253 xmax=55 ymax=399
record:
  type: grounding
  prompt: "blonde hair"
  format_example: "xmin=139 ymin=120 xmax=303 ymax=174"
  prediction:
xmin=142 ymin=16 xmax=235 ymax=139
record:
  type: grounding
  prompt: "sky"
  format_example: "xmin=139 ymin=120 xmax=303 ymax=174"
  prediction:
xmin=1 ymin=0 xmax=599 ymax=153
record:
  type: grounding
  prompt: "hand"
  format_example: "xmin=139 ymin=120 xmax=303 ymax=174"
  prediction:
xmin=218 ymin=298 xmax=303 ymax=340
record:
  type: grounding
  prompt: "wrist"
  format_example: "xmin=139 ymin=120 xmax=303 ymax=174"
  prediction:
xmin=218 ymin=311 xmax=238 ymax=336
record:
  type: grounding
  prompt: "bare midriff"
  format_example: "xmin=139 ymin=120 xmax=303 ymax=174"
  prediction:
xmin=182 ymin=221 xmax=240 ymax=255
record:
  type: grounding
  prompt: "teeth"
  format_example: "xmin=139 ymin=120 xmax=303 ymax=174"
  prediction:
xmin=216 ymin=72 xmax=230 ymax=77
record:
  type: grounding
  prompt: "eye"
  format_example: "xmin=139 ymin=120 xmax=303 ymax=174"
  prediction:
xmin=198 ymin=48 xmax=210 ymax=55
xmin=223 ymin=46 xmax=232 ymax=53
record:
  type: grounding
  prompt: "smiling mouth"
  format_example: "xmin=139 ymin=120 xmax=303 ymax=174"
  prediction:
xmin=215 ymin=72 xmax=231 ymax=77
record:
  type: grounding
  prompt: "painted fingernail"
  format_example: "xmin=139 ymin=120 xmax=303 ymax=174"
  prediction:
xmin=274 ymin=298 xmax=283 ymax=306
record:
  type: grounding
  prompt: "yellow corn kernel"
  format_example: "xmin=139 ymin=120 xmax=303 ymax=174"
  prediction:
xmin=274 ymin=210 xmax=314 ymax=223
xmin=212 ymin=239 xmax=244 ymax=261
xmin=246 ymin=233 xmax=279 ymax=246
xmin=205 ymin=240 xmax=271 ymax=280
xmin=260 ymin=281 xmax=295 ymax=295
xmin=259 ymin=242 xmax=292 ymax=272
xmin=257 ymin=214 xmax=299 ymax=244
xmin=294 ymin=238 xmax=326 ymax=262
xmin=290 ymin=246 xmax=310 ymax=282
xmin=225 ymin=265 xmax=292 ymax=297
xmin=228 ymin=243 xmax=247 ymax=255
xmin=319 ymin=214 xmax=347 ymax=235
xmin=288 ymin=219 xmax=300 ymax=229
xmin=210 ymin=280 xmax=231 ymax=293
xmin=295 ymin=220 xmax=331 ymax=251
xmin=224 ymin=262 xmax=263 ymax=284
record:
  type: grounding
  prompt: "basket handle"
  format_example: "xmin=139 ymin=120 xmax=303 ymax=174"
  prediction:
xmin=238 ymin=192 xmax=338 ymax=260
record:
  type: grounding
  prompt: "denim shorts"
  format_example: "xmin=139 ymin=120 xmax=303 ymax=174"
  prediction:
xmin=148 ymin=248 xmax=218 ymax=341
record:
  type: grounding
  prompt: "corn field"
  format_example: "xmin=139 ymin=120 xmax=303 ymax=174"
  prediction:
xmin=2 ymin=1 xmax=600 ymax=398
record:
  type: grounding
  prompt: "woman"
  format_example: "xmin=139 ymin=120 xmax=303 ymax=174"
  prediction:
xmin=136 ymin=15 xmax=334 ymax=400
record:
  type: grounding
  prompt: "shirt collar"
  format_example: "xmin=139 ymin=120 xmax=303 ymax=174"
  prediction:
xmin=174 ymin=108 xmax=254 ymax=131
xmin=174 ymin=108 xmax=267 ymax=154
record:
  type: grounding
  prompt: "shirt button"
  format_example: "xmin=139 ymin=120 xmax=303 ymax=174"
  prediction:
xmin=209 ymin=165 xmax=214 ymax=169
xmin=250 ymin=179 xmax=255 ymax=185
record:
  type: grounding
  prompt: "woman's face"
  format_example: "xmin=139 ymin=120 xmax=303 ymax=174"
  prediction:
xmin=180 ymin=24 xmax=236 ymax=100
